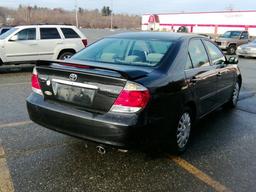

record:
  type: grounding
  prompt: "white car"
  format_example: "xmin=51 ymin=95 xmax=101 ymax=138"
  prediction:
xmin=0 ymin=25 xmax=87 ymax=65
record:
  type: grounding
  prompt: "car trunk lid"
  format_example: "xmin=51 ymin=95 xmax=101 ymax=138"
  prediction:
xmin=35 ymin=60 xmax=153 ymax=113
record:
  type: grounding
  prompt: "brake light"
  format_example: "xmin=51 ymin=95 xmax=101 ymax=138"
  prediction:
xmin=110 ymin=81 xmax=150 ymax=113
xmin=82 ymin=39 xmax=88 ymax=47
xmin=31 ymin=67 xmax=42 ymax=95
xmin=63 ymin=63 xmax=91 ymax=69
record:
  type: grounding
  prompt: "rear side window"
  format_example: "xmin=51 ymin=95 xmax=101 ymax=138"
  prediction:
xmin=16 ymin=28 xmax=36 ymax=40
xmin=61 ymin=28 xmax=80 ymax=38
xmin=40 ymin=28 xmax=61 ymax=39
xmin=204 ymin=40 xmax=225 ymax=65
xmin=188 ymin=39 xmax=209 ymax=68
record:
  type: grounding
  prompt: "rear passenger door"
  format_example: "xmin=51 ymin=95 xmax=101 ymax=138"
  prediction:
xmin=203 ymin=40 xmax=235 ymax=105
xmin=37 ymin=27 xmax=63 ymax=60
xmin=185 ymin=38 xmax=218 ymax=116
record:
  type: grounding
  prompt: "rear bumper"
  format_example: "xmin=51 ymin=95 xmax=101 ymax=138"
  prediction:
xmin=26 ymin=93 xmax=149 ymax=148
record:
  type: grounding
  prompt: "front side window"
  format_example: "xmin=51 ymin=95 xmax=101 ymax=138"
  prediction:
xmin=16 ymin=28 xmax=36 ymax=40
xmin=72 ymin=38 xmax=174 ymax=67
xmin=188 ymin=39 xmax=209 ymax=68
xmin=0 ymin=28 xmax=18 ymax=39
xmin=61 ymin=28 xmax=80 ymax=38
xmin=241 ymin=32 xmax=249 ymax=39
xmin=204 ymin=40 xmax=225 ymax=65
xmin=1 ymin=28 xmax=10 ymax=35
xmin=40 ymin=28 xmax=61 ymax=39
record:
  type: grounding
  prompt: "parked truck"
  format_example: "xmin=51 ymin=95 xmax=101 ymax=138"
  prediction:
xmin=215 ymin=30 xmax=250 ymax=54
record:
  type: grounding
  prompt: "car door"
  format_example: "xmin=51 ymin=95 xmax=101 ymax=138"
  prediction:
xmin=4 ymin=28 xmax=38 ymax=62
xmin=203 ymin=40 xmax=235 ymax=105
xmin=239 ymin=31 xmax=249 ymax=45
xmin=185 ymin=38 xmax=218 ymax=116
xmin=37 ymin=27 xmax=63 ymax=60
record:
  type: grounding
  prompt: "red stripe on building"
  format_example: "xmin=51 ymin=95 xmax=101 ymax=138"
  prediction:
xmin=143 ymin=10 xmax=256 ymax=16
xmin=142 ymin=23 xmax=256 ymax=28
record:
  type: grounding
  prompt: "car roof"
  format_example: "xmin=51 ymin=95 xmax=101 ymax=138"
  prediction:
xmin=108 ymin=32 xmax=201 ymax=41
xmin=14 ymin=25 xmax=77 ymax=28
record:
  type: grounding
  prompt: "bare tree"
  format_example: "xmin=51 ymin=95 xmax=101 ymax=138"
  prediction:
xmin=0 ymin=5 xmax=140 ymax=29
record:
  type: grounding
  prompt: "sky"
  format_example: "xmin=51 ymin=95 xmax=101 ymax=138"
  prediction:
xmin=0 ymin=0 xmax=256 ymax=15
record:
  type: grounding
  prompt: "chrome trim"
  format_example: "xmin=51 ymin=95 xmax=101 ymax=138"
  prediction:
xmin=51 ymin=79 xmax=98 ymax=90
xmin=6 ymin=52 xmax=53 ymax=58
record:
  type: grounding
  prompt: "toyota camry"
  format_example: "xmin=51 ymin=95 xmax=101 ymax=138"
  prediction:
xmin=26 ymin=32 xmax=242 ymax=153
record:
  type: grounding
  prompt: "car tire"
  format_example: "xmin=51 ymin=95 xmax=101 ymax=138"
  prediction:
xmin=227 ymin=45 xmax=236 ymax=55
xmin=170 ymin=107 xmax=193 ymax=154
xmin=226 ymin=81 xmax=240 ymax=108
xmin=58 ymin=51 xmax=75 ymax=60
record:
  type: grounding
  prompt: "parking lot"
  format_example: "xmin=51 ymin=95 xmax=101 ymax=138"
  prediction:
xmin=0 ymin=29 xmax=256 ymax=192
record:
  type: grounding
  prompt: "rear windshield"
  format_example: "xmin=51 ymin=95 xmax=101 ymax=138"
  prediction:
xmin=72 ymin=38 xmax=174 ymax=66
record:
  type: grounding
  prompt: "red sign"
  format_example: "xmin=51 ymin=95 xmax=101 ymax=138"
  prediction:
xmin=148 ymin=15 xmax=159 ymax=23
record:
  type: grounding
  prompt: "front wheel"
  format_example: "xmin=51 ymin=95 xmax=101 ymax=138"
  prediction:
xmin=226 ymin=81 xmax=240 ymax=108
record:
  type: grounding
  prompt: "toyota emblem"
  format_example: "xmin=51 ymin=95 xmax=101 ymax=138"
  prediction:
xmin=69 ymin=73 xmax=77 ymax=81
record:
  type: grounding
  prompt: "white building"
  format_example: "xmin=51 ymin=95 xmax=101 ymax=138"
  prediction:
xmin=142 ymin=10 xmax=256 ymax=36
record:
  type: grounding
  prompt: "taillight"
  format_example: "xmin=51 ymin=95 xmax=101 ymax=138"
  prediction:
xmin=82 ymin=39 xmax=88 ymax=47
xmin=110 ymin=81 xmax=150 ymax=113
xmin=31 ymin=67 xmax=42 ymax=95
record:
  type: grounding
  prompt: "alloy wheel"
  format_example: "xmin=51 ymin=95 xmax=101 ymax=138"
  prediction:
xmin=176 ymin=112 xmax=191 ymax=149
xmin=232 ymin=82 xmax=240 ymax=105
xmin=63 ymin=54 xmax=72 ymax=60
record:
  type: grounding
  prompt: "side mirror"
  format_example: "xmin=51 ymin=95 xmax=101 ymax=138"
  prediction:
xmin=9 ymin=35 xmax=18 ymax=41
xmin=240 ymin=35 xmax=245 ymax=39
xmin=227 ymin=57 xmax=238 ymax=64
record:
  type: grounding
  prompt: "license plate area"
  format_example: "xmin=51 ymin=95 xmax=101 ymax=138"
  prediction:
xmin=52 ymin=80 xmax=97 ymax=107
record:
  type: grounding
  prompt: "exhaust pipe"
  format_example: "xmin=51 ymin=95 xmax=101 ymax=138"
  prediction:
xmin=118 ymin=149 xmax=128 ymax=153
xmin=96 ymin=145 xmax=106 ymax=155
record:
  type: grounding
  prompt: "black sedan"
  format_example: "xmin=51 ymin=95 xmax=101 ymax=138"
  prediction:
xmin=26 ymin=32 xmax=242 ymax=153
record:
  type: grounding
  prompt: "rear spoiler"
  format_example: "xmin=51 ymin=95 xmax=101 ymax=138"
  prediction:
xmin=36 ymin=60 xmax=148 ymax=80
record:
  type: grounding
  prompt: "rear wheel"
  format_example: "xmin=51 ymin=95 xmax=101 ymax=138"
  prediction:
xmin=58 ymin=51 xmax=75 ymax=60
xmin=170 ymin=107 xmax=193 ymax=154
xmin=227 ymin=45 xmax=236 ymax=55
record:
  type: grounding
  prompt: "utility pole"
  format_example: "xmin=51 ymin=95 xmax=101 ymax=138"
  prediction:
xmin=110 ymin=0 xmax=113 ymax=31
xmin=75 ymin=0 xmax=79 ymax=27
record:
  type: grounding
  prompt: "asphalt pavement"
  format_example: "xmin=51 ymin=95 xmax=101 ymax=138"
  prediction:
xmin=0 ymin=30 xmax=256 ymax=192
